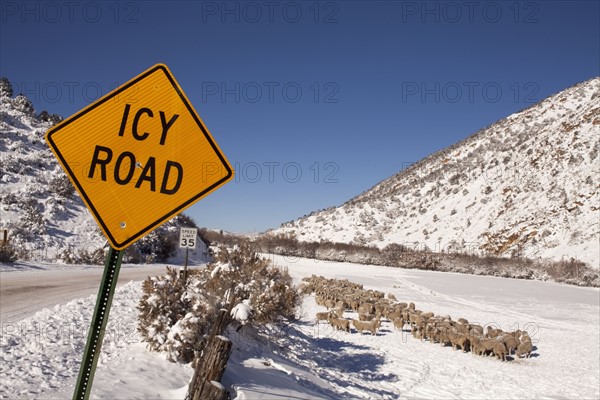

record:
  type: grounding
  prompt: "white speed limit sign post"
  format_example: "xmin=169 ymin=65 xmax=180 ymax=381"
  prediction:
xmin=180 ymin=227 xmax=197 ymax=282
xmin=180 ymin=227 xmax=198 ymax=249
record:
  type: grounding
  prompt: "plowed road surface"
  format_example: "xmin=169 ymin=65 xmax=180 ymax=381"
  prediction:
xmin=0 ymin=265 xmax=174 ymax=323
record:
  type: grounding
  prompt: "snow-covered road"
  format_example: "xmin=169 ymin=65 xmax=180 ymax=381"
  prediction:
xmin=0 ymin=264 xmax=169 ymax=323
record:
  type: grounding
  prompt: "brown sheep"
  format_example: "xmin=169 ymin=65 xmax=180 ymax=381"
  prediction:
xmin=478 ymin=338 xmax=496 ymax=356
xmin=486 ymin=326 xmax=503 ymax=339
xmin=393 ymin=317 xmax=405 ymax=331
xmin=424 ymin=323 xmax=438 ymax=342
xmin=358 ymin=313 xmax=377 ymax=321
xmin=316 ymin=311 xmax=332 ymax=323
xmin=329 ymin=316 xmax=351 ymax=333
xmin=375 ymin=302 xmax=391 ymax=316
xmin=449 ymin=329 xmax=470 ymax=352
xmin=411 ymin=324 xmax=425 ymax=340
xmin=493 ymin=340 xmax=508 ymax=361
xmin=336 ymin=300 xmax=349 ymax=311
xmin=352 ymin=317 xmax=381 ymax=335
xmin=470 ymin=335 xmax=483 ymax=355
xmin=324 ymin=299 xmax=336 ymax=310
xmin=470 ymin=325 xmax=484 ymax=336
xmin=387 ymin=310 xmax=402 ymax=322
xmin=501 ymin=334 xmax=520 ymax=355
xmin=516 ymin=338 xmax=533 ymax=358
xmin=358 ymin=303 xmax=375 ymax=315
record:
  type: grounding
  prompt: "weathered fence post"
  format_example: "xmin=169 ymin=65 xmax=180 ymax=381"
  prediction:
xmin=187 ymin=291 xmax=236 ymax=400
xmin=186 ymin=330 xmax=232 ymax=400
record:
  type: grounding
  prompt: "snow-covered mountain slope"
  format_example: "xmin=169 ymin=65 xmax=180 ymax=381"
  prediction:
xmin=272 ymin=78 xmax=600 ymax=268
xmin=0 ymin=78 xmax=105 ymax=259
xmin=0 ymin=78 xmax=203 ymax=263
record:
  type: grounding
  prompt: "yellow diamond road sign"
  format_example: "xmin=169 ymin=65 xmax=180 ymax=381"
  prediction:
xmin=45 ymin=64 xmax=234 ymax=250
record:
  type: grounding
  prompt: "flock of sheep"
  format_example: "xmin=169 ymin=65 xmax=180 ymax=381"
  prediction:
xmin=301 ymin=275 xmax=535 ymax=361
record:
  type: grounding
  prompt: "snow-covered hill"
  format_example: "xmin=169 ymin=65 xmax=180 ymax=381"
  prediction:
xmin=0 ymin=78 xmax=204 ymax=263
xmin=0 ymin=78 xmax=105 ymax=260
xmin=272 ymin=78 xmax=600 ymax=268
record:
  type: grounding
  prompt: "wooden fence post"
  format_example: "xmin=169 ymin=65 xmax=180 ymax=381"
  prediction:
xmin=186 ymin=331 xmax=232 ymax=400
xmin=187 ymin=290 xmax=236 ymax=400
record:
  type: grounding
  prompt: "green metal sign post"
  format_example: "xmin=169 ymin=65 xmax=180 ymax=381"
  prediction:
xmin=72 ymin=247 xmax=123 ymax=400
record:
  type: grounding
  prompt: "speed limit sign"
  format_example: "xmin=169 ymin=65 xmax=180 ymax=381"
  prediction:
xmin=179 ymin=227 xmax=198 ymax=249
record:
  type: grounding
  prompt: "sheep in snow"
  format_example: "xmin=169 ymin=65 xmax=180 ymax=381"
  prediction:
xmin=329 ymin=316 xmax=351 ymax=333
xmin=374 ymin=301 xmax=390 ymax=316
xmin=315 ymin=295 xmax=327 ymax=307
xmin=358 ymin=313 xmax=377 ymax=321
xmin=358 ymin=302 xmax=375 ymax=315
xmin=305 ymin=274 xmax=535 ymax=362
xmin=324 ymin=299 xmax=336 ymax=310
xmin=393 ymin=317 xmax=405 ymax=331
xmin=352 ymin=316 xmax=381 ymax=335
xmin=449 ymin=329 xmax=470 ymax=352
xmin=412 ymin=325 xmax=425 ymax=340
xmin=493 ymin=340 xmax=508 ymax=361
xmin=501 ymin=334 xmax=521 ymax=355
xmin=387 ymin=310 xmax=404 ymax=323
xmin=336 ymin=300 xmax=349 ymax=311
xmin=424 ymin=323 xmax=439 ymax=343
xmin=348 ymin=299 xmax=360 ymax=312
xmin=316 ymin=311 xmax=332 ymax=323
xmin=470 ymin=335 xmax=482 ymax=355
xmin=516 ymin=337 xmax=533 ymax=358
xmin=409 ymin=312 xmax=427 ymax=328
xmin=470 ymin=325 xmax=484 ymax=336
xmin=475 ymin=337 xmax=496 ymax=356
xmin=486 ymin=326 xmax=504 ymax=339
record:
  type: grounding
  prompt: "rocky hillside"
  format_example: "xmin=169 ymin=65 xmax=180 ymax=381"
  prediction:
xmin=271 ymin=78 xmax=600 ymax=268
xmin=0 ymin=78 xmax=203 ymax=263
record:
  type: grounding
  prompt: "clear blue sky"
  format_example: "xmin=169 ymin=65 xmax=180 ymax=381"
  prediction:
xmin=2 ymin=0 xmax=599 ymax=233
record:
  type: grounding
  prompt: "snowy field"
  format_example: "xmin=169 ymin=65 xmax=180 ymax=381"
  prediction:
xmin=1 ymin=255 xmax=599 ymax=399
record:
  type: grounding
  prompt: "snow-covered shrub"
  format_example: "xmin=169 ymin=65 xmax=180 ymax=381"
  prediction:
xmin=124 ymin=225 xmax=178 ymax=263
xmin=48 ymin=170 xmax=74 ymax=199
xmin=0 ymin=77 xmax=13 ymax=100
xmin=201 ymin=244 xmax=300 ymax=324
xmin=10 ymin=198 xmax=47 ymax=239
xmin=1 ymin=154 xmax=23 ymax=174
xmin=137 ymin=243 xmax=300 ymax=364
xmin=0 ymin=242 xmax=17 ymax=262
xmin=125 ymin=214 xmax=196 ymax=264
xmin=56 ymin=247 xmax=105 ymax=264
xmin=138 ymin=267 xmax=206 ymax=363
xmin=11 ymin=94 xmax=35 ymax=116
xmin=37 ymin=110 xmax=62 ymax=125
